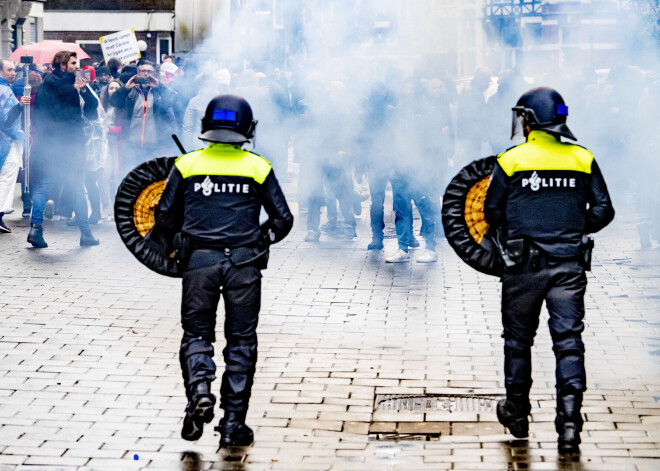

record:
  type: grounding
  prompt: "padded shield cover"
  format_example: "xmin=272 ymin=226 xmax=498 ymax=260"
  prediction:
xmin=442 ymin=156 xmax=504 ymax=277
xmin=114 ymin=156 xmax=182 ymax=278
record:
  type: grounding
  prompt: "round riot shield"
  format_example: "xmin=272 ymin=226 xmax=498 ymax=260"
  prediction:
xmin=442 ymin=156 xmax=504 ymax=277
xmin=114 ymin=156 xmax=182 ymax=278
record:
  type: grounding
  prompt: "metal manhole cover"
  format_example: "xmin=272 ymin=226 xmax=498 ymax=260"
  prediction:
xmin=374 ymin=394 xmax=502 ymax=412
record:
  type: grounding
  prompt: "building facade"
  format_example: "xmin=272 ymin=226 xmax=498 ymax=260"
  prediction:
xmin=8 ymin=1 xmax=644 ymax=73
xmin=483 ymin=0 xmax=643 ymax=74
xmin=43 ymin=0 xmax=175 ymax=64
xmin=0 ymin=0 xmax=45 ymax=58
xmin=175 ymin=0 xmax=488 ymax=78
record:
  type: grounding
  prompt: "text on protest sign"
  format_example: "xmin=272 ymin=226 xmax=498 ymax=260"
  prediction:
xmin=99 ymin=29 xmax=141 ymax=64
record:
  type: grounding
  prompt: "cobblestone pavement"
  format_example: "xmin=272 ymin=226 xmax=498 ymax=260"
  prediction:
xmin=0 ymin=189 xmax=659 ymax=470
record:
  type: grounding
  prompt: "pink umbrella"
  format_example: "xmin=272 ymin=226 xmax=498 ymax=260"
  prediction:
xmin=9 ymin=41 xmax=91 ymax=65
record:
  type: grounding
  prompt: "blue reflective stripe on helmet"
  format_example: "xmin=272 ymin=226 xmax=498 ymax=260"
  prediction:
xmin=556 ymin=104 xmax=568 ymax=116
xmin=212 ymin=109 xmax=237 ymax=122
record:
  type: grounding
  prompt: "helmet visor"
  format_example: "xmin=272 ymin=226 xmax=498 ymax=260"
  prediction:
xmin=511 ymin=108 xmax=526 ymax=140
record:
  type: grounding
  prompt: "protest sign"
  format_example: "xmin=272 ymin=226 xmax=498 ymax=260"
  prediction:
xmin=100 ymin=29 xmax=141 ymax=63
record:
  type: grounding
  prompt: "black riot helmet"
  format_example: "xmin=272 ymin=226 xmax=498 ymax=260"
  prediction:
xmin=200 ymin=94 xmax=258 ymax=144
xmin=511 ymin=87 xmax=576 ymax=141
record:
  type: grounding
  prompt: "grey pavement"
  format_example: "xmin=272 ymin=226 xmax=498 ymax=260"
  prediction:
xmin=0 ymin=187 xmax=659 ymax=470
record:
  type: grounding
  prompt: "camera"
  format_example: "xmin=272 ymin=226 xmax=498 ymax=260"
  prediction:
xmin=75 ymin=69 xmax=91 ymax=81
xmin=20 ymin=55 xmax=33 ymax=64
xmin=134 ymin=76 xmax=150 ymax=85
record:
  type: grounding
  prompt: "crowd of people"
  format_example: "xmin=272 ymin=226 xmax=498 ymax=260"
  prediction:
xmin=0 ymin=52 xmax=199 ymax=247
xmin=294 ymin=63 xmax=658 ymax=256
xmin=0 ymin=49 xmax=656 ymax=251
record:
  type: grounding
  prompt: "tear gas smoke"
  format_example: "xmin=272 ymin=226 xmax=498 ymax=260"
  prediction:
xmin=177 ymin=0 xmax=660 ymax=244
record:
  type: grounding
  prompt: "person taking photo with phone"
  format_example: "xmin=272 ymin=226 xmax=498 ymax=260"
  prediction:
xmin=109 ymin=60 xmax=178 ymax=173
xmin=28 ymin=50 xmax=100 ymax=248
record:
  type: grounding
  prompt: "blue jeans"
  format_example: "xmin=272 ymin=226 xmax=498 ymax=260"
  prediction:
xmin=368 ymin=164 xmax=390 ymax=240
xmin=31 ymin=161 xmax=90 ymax=231
xmin=391 ymin=173 xmax=437 ymax=252
xmin=307 ymin=163 xmax=355 ymax=233
xmin=323 ymin=165 xmax=355 ymax=228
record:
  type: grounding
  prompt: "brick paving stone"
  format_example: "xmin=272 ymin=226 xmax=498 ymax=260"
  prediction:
xmin=0 ymin=195 xmax=659 ymax=469
xmin=397 ymin=421 xmax=450 ymax=435
xmin=0 ymin=456 xmax=25 ymax=466
xmin=369 ymin=422 xmax=397 ymax=433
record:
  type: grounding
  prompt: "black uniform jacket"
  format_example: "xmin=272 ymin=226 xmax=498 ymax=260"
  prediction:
xmin=484 ymin=131 xmax=614 ymax=258
xmin=154 ymin=143 xmax=293 ymax=250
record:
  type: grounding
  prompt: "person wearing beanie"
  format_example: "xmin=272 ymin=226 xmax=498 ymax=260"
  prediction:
xmin=118 ymin=65 xmax=137 ymax=86
xmin=92 ymin=65 xmax=111 ymax=94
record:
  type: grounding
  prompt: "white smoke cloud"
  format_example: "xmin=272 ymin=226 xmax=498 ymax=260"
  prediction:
xmin=176 ymin=0 xmax=660 ymax=243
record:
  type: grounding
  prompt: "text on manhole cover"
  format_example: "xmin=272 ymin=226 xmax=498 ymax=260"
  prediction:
xmin=374 ymin=394 xmax=503 ymax=412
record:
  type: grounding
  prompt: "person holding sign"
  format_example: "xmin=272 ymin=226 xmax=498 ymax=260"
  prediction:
xmin=109 ymin=60 xmax=178 ymax=173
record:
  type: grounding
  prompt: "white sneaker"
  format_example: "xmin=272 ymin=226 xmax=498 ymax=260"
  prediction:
xmin=44 ymin=200 xmax=54 ymax=219
xmin=417 ymin=249 xmax=438 ymax=263
xmin=385 ymin=249 xmax=410 ymax=263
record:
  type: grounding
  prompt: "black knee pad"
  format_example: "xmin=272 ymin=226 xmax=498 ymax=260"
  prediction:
xmin=504 ymin=341 xmax=532 ymax=366
xmin=504 ymin=343 xmax=533 ymax=390
xmin=180 ymin=337 xmax=216 ymax=388
xmin=554 ymin=339 xmax=587 ymax=392
xmin=223 ymin=335 xmax=257 ymax=374
xmin=552 ymin=336 xmax=585 ymax=358
xmin=180 ymin=337 xmax=215 ymax=360
xmin=505 ymin=345 xmax=531 ymax=359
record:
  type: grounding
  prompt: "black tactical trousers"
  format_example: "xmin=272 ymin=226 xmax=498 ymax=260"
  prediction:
xmin=180 ymin=249 xmax=261 ymax=412
xmin=501 ymin=258 xmax=587 ymax=394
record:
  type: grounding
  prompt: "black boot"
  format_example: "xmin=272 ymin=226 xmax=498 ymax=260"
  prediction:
xmin=497 ymin=389 xmax=531 ymax=439
xmin=0 ymin=213 xmax=10 ymax=234
xmin=80 ymin=229 xmax=100 ymax=246
xmin=27 ymin=224 xmax=48 ymax=248
xmin=181 ymin=382 xmax=216 ymax=441
xmin=216 ymin=410 xmax=254 ymax=447
xmin=556 ymin=392 xmax=583 ymax=452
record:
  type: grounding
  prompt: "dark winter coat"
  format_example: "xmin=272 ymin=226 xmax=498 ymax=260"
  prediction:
xmin=109 ymin=83 xmax=178 ymax=143
xmin=32 ymin=69 xmax=98 ymax=169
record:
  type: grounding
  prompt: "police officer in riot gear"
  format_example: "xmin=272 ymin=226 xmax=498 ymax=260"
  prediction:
xmin=152 ymin=95 xmax=293 ymax=445
xmin=484 ymin=87 xmax=614 ymax=452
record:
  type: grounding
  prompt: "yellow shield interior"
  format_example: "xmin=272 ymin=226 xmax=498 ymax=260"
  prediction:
xmin=464 ymin=176 xmax=490 ymax=244
xmin=133 ymin=179 xmax=167 ymax=237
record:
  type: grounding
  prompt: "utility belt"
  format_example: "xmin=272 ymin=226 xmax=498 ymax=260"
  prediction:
xmin=222 ymin=246 xmax=269 ymax=269
xmin=501 ymin=235 xmax=593 ymax=273
xmin=174 ymin=233 xmax=269 ymax=269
